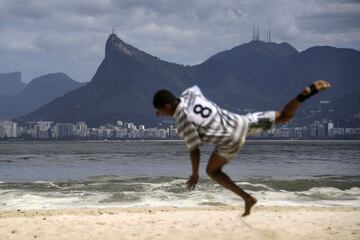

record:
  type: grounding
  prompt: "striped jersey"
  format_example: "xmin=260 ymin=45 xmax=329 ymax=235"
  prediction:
xmin=173 ymin=86 xmax=248 ymax=152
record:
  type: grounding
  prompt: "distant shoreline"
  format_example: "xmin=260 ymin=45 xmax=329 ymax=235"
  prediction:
xmin=1 ymin=138 xmax=360 ymax=143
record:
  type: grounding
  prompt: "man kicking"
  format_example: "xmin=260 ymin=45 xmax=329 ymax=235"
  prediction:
xmin=153 ymin=80 xmax=331 ymax=216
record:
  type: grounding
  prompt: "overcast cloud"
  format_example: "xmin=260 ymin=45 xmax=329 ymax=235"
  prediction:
xmin=0 ymin=0 xmax=359 ymax=84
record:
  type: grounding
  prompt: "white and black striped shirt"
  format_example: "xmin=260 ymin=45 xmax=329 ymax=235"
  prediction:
xmin=173 ymin=86 xmax=248 ymax=152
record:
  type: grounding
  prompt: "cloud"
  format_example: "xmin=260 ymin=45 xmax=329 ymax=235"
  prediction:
xmin=0 ymin=0 xmax=359 ymax=84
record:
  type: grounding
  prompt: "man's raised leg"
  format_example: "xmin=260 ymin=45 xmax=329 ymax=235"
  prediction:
xmin=275 ymin=80 xmax=331 ymax=124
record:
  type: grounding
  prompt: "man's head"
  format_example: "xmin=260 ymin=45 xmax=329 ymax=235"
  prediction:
xmin=153 ymin=89 xmax=179 ymax=117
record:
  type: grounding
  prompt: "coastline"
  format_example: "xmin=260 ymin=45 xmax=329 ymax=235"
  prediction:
xmin=2 ymin=139 xmax=360 ymax=143
xmin=1 ymin=206 xmax=359 ymax=240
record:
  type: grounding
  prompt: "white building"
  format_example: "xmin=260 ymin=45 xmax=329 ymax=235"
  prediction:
xmin=144 ymin=128 xmax=167 ymax=139
xmin=74 ymin=121 xmax=88 ymax=137
xmin=124 ymin=122 xmax=137 ymax=130
xmin=329 ymin=128 xmax=345 ymax=137
xmin=345 ymin=128 xmax=360 ymax=136
xmin=86 ymin=128 xmax=99 ymax=138
xmin=0 ymin=121 xmax=17 ymax=138
xmin=33 ymin=121 xmax=53 ymax=139
xmin=169 ymin=125 xmax=177 ymax=137
xmin=55 ymin=123 xmax=74 ymax=138
xmin=37 ymin=121 xmax=53 ymax=131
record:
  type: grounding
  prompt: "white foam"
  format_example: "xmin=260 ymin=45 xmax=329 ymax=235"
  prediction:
xmin=252 ymin=187 xmax=360 ymax=207
xmin=0 ymin=189 xmax=114 ymax=210
xmin=238 ymin=182 xmax=274 ymax=190
xmin=303 ymin=187 xmax=360 ymax=199
xmin=1 ymin=183 xmax=359 ymax=211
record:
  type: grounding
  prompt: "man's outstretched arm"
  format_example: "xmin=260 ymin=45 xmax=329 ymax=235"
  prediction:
xmin=187 ymin=148 xmax=200 ymax=190
xmin=275 ymin=80 xmax=331 ymax=124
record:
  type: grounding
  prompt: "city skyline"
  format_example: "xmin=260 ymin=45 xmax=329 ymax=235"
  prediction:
xmin=1 ymin=118 xmax=359 ymax=140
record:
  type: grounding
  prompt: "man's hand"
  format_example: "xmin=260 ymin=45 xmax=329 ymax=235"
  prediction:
xmin=186 ymin=174 xmax=199 ymax=190
xmin=188 ymin=148 xmax=200 ymax=190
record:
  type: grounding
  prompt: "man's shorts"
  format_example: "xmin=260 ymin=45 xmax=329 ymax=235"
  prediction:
xmin=214 ymin=111 xmax=276 ymax=162
xmin=246 ymin=111 xmax=276 ymax=136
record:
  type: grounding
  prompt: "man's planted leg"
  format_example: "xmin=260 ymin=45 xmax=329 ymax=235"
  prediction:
xmin=206 ymin=152 xmax=257 ymax=217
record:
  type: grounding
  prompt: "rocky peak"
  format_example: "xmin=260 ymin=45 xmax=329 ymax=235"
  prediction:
xmin=103 ymin=33 xmax=170 ymax=69
xmin=105 ymin=33 xmax=138 ymax=58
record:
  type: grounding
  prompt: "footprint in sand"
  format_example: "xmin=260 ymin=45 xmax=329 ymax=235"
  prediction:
xmin=240 ymin=219 xmax=287 ymax=240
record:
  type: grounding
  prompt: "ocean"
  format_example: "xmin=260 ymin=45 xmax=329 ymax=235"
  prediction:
xmin=0 ymin=140 xmax=359 ymax=210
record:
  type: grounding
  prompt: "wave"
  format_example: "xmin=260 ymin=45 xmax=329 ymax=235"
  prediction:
xmin=0 ymin=176 xmax=359 ymax=210
xmin=297 ymin=187 xmax=360 ymax=200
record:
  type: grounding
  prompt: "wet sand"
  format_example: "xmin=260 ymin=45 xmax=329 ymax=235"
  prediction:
xmin=1 ymin=206 xmax=359 ymax=240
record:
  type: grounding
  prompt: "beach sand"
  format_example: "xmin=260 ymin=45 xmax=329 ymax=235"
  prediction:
xmin=0 ymin=206 xmax=359 ymax=240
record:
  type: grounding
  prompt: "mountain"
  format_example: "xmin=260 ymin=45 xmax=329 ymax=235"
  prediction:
xmin=20 ymin=34 xmax=190 ymax=125
xmin=301 ymin=88 xmax=360 ymax=127
xmin=191 ymin=41 xmax=300 ymax=111
xmin=277 ymin=46 xmax=360 ymax=100
xmin=0 ymin=72 xmax=26 ymax=95
xmin=331 ymin=89 xmax=360 ymax=118
xmin=0 ymin=73 xmax=85 ymax=120
xmin=21 ymin=34 xmax=360 ymax=126
xmin=193 ymin=42 xmax=360 ymax=113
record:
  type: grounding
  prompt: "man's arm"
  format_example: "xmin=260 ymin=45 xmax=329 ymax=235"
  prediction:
xmin=186 ymin=148 xmax=200 ymax=190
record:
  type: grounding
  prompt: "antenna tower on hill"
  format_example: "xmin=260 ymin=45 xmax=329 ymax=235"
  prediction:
xmin=252 ymin=23 xmax=260 ymax=41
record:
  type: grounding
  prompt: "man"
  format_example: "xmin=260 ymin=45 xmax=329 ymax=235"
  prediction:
xmin=153 ymin=80 xmax=331 ymax=216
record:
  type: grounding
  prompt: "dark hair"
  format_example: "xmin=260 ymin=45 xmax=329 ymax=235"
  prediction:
xmin=153 ymin=89 xmax=177 ymax=109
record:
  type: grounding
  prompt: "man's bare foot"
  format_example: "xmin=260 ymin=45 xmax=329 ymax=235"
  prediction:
xmin=302 ymin=80 xmax=331 ymax=95
xmin=242 ymin=197 xmax=257 ymax=217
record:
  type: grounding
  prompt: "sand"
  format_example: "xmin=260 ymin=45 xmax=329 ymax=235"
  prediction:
xmin=0 ymin=206 xmax=359 ymax=240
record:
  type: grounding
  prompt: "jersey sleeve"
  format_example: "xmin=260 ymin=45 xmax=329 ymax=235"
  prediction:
xmin=176 ymin=110 xmax=202 ymax=151
xmin=182 ymin=121 xmax=202 ymax=151
xmin=181 ymin=85 xmax=203 ymax=98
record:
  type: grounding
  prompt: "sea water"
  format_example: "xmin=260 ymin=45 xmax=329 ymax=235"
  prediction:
xmin=0 ymin=140 xmax=359 ymax=210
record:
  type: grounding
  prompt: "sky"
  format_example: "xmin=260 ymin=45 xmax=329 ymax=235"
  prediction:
xmin=0 ymin=0 xmax=359 ymax=84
